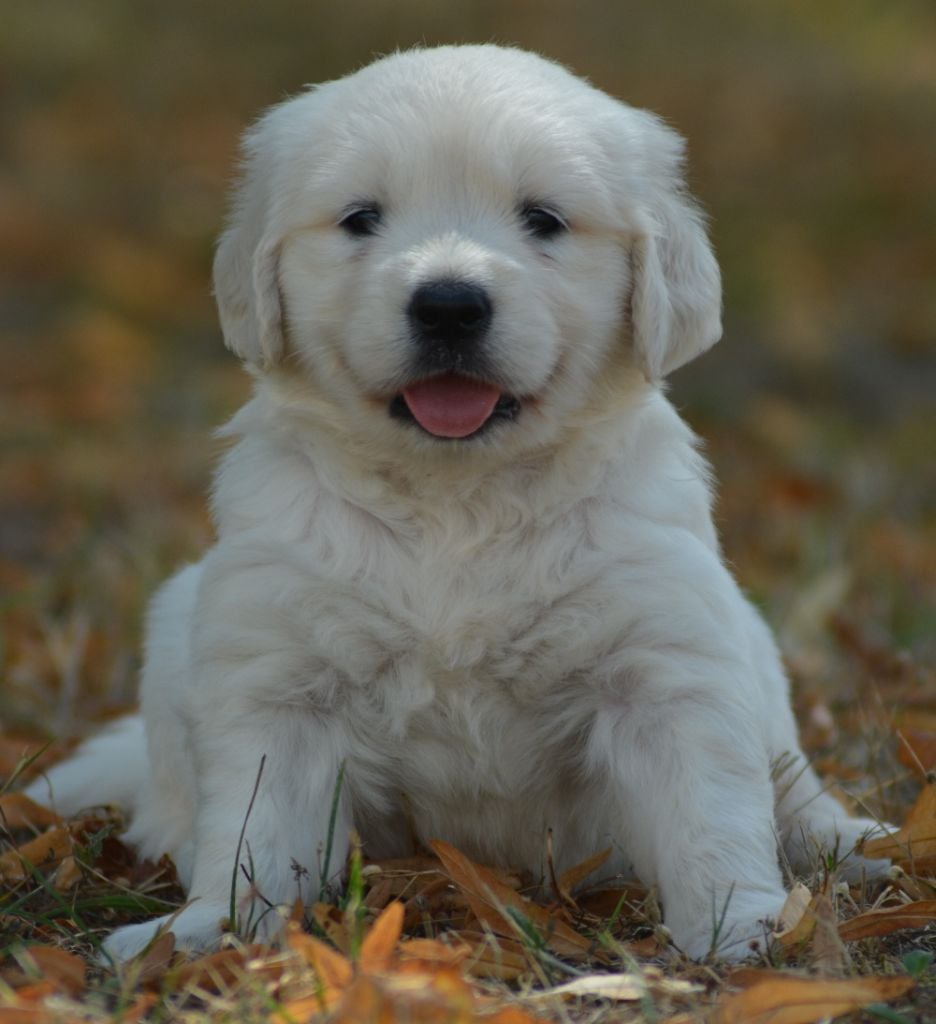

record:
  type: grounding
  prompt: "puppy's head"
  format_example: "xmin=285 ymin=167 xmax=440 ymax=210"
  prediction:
xmin=214 ymin=46 xmax=721 ymax=455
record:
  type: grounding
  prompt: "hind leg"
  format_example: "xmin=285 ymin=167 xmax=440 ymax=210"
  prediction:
xmin=744 ymin=603 xmax=890 ymax=881
xmin=773 ymin=752 xmax=891 ymax=882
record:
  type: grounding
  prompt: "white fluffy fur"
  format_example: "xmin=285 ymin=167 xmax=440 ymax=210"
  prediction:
xmin=29 ymin=46 xmax=887 ymax=961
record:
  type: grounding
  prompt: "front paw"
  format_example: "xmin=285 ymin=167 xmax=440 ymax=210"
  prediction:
xmin=103 ymin=904 xmax=228 ymax=962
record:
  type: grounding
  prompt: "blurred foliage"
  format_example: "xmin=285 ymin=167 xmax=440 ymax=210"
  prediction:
xmin=1 ymin=0 xmax=934 ymax=730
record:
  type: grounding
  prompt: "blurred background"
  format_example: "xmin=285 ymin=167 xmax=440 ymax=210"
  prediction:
xmin=1 ymin=1 xmax=934 ymax=754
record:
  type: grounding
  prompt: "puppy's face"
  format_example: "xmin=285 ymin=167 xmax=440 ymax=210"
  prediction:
xmin=215 ymin=47 xmax=722 ymax=458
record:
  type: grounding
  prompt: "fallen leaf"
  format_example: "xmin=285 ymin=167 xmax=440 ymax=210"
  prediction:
xmin=358 ymin=901 xmax=404 ymax=972
xmin=485 ymin=1009 xmax=542 ymax=1024
xmin=530 ymin=971 xmax=702 ymax=1002
xmin=311 ymin=902 xmax=354 ymax=956
xmin=170 ymin=944 xmax=270 ymax=993
xmin=773 ymin=883 xmax=816 ymax=950
xmin=711 ymin=974 xmax=915 ymax=1024
xmin=450 ymin=930 xmax=531 ymax=980
xmin=18 ymin=946 xmax=86 ymax=997
xmin=808 ymin=892 xmax=848 ymax=975
xmin=431 ymin=840 xmax=598 ymax=962
xmin=51 ymin=856 xmax=82 ymax=892
xmin=0 ymin=826 xmax=74 ymax=881
xmin=576 ymin=884 xmax=647 ymax=920
xmin=286 ymin=924 xmax=353 ymax=1005
xmin=397 ymin=937 xmax=472 ymax=967
xmin=863 ymin=782 xmax=936 ymax=871
xmin=0 ymin=736 xmax=67 ymax=781
xmin=329 ymin=968 xmax=476 ymax=1024
xmin=621 ymin=934 xmax=667 ymax=957
xmin=135 ymin=931 xmax=177 ymax=987
xmin=896 ymin=729 xmax=936 ymax=775
xmin=0 ymin=794 xmax=62 ymax=831
xmin=839 ymin=899 xmax=936 ymax=941
xmin=556 ymin=847 xmax=612 ymax=899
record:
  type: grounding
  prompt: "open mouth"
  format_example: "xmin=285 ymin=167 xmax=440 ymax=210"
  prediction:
xmin=389 ymin=373 xmax=521 ymax=439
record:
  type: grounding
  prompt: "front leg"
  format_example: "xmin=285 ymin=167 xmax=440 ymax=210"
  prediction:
xmin=588 ymin=663 xmax=787 ymax=960
xmin=106 ymin=702 xmax=351 ymax=960
xmin=105 ymin=552 xmax=360 ymax=960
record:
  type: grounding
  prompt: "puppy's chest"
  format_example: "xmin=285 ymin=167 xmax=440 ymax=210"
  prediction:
xmin=320 ymin=546 xmax=623 ymax=767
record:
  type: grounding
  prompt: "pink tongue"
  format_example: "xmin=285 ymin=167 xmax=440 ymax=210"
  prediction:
xmin=402 ymin=374 xmax=502 ymax=438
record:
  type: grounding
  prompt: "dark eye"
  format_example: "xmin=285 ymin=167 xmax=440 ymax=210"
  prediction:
xmin=339 ymin=206 xmax=382 ymax=237
xmin=521 ymin=204 xmax=567 ymax=240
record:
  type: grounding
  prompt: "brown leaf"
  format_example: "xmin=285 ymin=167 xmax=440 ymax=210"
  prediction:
xmin=808 ymin=892 xmax=848 ymax=975
xmin=0 ymin=736 xmax=68 ymax=781
xmin=431 ymin=840 xmax=598 ymax=962
xmin=896 ymin=729 xmax=936 ymax=775
xmin=397 ymin=937 xmax=472 ymax=967
xmin=19 ymin=946 xmax=86 ymax=997
xmin=863 ymin=782 xmax=936 ymax=870
xmin=450 ymin=930 xmax=532 ymax=981
xmin=135 ymin=931 xmax=177 ymax=987
xmin=0 ymin=826 xmax=74 ymax=881
xmin=171 ymin=944 xmax=269 ymax=993
xmin=0 ymin=794 xmax=62 ymax=832
xmin=311 ymin=902 xmax=353 ymax=955
xmin=621 ymin=934 xmax=666 ymax=958
xmin=711 ymin=975 xmax=915 ymax=1024
xmin=359 ymin=901 xmax=404 ymax=972
xmin=556 ymin=847 xmax=612 ymax=899
xmin=576 ymin=884 xmax=647 ymax=920
xmin=363 ymin=876 xmax=395 ymax=911
xmin=839 ymin=899 xmax=936 ymax=941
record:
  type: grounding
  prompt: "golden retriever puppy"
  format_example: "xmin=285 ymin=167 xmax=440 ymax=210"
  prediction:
xmin=30 ymin=45 xmax=887 ymax=960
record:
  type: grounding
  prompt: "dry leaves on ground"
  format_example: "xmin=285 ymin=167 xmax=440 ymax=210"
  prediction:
xmin=2 ymin=767 xmax=935 ymax=1022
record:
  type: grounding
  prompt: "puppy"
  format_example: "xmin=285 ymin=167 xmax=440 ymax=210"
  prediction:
xmin=29 ymin=45 xmax=887 ymax=961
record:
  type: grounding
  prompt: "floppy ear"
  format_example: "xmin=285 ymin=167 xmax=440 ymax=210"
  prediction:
xmin=628 ymin=115 xmax=722 ymax=381
xmin=212 ymin=113 xmax=286 ymax=367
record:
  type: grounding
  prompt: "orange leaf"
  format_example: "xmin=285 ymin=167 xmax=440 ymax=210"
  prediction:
xmin=329 ymin=969 xmax=477 ymax=1024
xmin=0 ymin=827 xmax=73 ymax=881
xmin=431 ymin=840 xmax=597 ymax=961
xmin=711 ymin=975 xmax=915 ymax=1024
xmin=397 ymin=937 xmax=472 ymax=966
xmin=311 ymin=902 xmax=353 ymax=955
xmin=287 ymin=924 xmax=353 ymax=1002
xmin=0 ymin=1005 xmax=54 ymax=1024
xmin=556 ymin=847 xmax=612 ymax=897
xmin=863 ymin=782 xmax=936 ymax=869
xmin=0 ymin=794 xmax=62 ymax=831
xmin=359 ymin=901 xmax=404 ymax=972
xmin=51 ymin=856 xmax=82 ymax=892
xmin=839 ymin=899 xmax=936 ymax=941
xmin=486 ymin=1008 xmax=543 ymax=1024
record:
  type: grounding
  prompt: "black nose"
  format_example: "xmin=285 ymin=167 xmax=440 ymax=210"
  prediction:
xmin=407 ymin=281 xmax=493 ymax=343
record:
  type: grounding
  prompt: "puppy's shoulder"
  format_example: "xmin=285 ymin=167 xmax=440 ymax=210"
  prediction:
xmin=607 ymin=390 xmax=718 ymax=550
